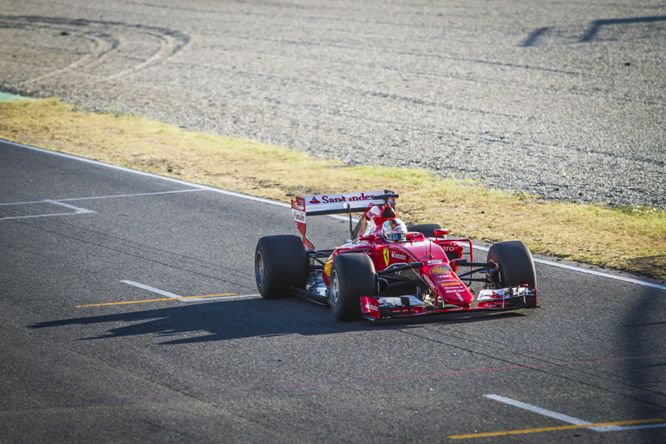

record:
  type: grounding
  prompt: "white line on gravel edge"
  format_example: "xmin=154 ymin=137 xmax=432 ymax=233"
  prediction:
xmin=4 ymin=139 xmax=665 ymax=292
xmin=472 ymin=245 xmax=666 ymax=291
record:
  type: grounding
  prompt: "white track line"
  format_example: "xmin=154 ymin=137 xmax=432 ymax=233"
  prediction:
xmin=472 ymin=245 xmax=666 ymax=291
xmin=120 ymin=280 xmax=180 ymax=298
xmin=3 ymin=139 xmax=664 ymax=291
xmin=59 ymin=188 xmax=204 ymax=202
xmin=485 ymin=394 xmax=666 ymax=433
xmin=611 ymin=423 xmax=666 ymax=432
xmin=184 ymin=294 xmax=262 ymax=302
xmin=484 ymin=394 xmax=597 ymax=428
xmin=44 ymin=200 xmax=95 ymax=214
xmin=0 ymin=211 xmax=94 ymax=221
xmin=120 ymin=280 xmax=260 ymax=303
xmin=0 ymin=189 xmax=204 ymax=206
xmin=0 ymin=199 xmax=95 ymax=221
xmin=1 ymin=140 xmax=288 ymax=209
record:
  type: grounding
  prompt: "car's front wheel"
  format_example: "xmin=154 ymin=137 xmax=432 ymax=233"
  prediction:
xmin=487 ymin=240 xmax=537 ymax=307
xmin=330 ymin=253 xmax=376 ymax=321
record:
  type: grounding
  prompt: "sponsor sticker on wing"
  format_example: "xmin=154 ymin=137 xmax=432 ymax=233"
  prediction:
xmin=302 ymin=190 xmax=387 ymax=214
xmin=440 ymin=281 xmax=464 ymax=287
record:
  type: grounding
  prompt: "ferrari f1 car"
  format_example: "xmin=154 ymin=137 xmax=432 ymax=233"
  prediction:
xmin=255 ymin=190 xmax=537 ymax=321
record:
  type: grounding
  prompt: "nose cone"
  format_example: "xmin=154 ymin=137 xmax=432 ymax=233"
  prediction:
xmin=426 ymin=265 xmax=474 ymax=306
xmin=438 ymin=281 xmax=475 ymax=306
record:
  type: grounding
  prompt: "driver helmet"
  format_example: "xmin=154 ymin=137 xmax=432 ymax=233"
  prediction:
xmin=381 ymin=218 xmax=408 ymax=243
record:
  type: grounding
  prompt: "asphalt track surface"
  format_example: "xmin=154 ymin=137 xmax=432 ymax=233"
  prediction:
xmin=1 ymin=139 xmax=665 ymax=443
xmin=0 ymin=0 xmax=664 ymax=208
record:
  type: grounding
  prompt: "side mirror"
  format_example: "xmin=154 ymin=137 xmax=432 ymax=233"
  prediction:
xmin=434 ymin=228 xmax=450 ymax=238
xmin=359 ymin=234 xmax=377 ymax=242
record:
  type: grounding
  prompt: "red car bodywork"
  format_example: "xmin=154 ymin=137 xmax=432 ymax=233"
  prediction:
xmin=289 ymin=190 xmax=537 ymax=321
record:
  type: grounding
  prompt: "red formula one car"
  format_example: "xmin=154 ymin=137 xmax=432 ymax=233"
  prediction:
xmin=255 ymin=190 xmax=537 ymax=321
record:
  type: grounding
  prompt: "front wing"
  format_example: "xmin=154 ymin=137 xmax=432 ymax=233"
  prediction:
xmin=360 ymin=287 xmax=537 ymax=320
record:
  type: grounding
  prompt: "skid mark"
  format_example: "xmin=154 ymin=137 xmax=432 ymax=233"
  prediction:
xmin=18 ymin=30 xmax=118 ymax=85
xmin=0 ymin=15 xmax=189 ymax=85
xmin=99 ymin=29 xmax=186 ymax=83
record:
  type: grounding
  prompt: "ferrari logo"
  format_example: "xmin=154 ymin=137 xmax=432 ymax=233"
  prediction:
xmin=383 ymin=248 xmax=390 ymax=266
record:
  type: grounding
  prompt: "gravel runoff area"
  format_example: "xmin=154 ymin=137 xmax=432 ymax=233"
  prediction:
xmin=0 ymin=0 xmax=664 ymax=208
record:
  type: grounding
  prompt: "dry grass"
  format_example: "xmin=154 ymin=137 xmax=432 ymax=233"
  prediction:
xmin=1 ymin=98 xmax=664 ymax=280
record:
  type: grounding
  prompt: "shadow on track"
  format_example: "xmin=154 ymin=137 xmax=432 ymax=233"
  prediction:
xmin=521 ymin=15 xmax=666 ymax=46
xmin=28 ymin=298 xmax=522 ymax=344
xmin=620 ymin=286 xmax=666 ymax=443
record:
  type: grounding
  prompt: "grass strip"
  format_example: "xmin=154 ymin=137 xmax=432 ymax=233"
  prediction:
xmin=1 ymin=98 xmax=664 ymax=280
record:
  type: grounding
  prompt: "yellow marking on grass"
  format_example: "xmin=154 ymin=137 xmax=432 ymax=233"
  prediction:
xmin=449 ymin=418 xmax=665 ymax=439
xmin=1 ymin=98 xmax=664 ymax=280
xmin=76 ymin=293 xmax=237 ymax=308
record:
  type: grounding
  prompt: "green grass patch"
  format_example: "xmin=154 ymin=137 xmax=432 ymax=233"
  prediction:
xmin=1 ymin=98 xmax=664 ymax=280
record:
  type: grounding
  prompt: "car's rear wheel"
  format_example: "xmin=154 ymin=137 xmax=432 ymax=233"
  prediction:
xmin=255 ymin=235 xmax=307 ymax=299
xmin=487 ymin=240 xmax=537 ymax=307
xmin=330 ymin=253 xmax=376 ymax=321
xmin=407 ymin=223 xmax=441 ymax=238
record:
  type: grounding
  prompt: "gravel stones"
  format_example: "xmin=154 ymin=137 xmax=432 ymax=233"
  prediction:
xmin=0 ymin=1 xmax=664 ymax=208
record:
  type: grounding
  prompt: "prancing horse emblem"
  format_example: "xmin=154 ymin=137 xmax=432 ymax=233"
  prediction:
xmin=383 ymin=248 xmax=390 ymax=266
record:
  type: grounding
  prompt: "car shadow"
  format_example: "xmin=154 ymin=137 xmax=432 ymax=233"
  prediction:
xmin=28 ymin=297 xmax=522 ymax=344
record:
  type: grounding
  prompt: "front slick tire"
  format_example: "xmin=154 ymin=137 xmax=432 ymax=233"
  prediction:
xmin=330 ymin=253 xmax=376 ymax=321
xmin=487 ymin=240 xmax=537 ymax=308
xmin=255 ymin=235 xmax=307 ymax=299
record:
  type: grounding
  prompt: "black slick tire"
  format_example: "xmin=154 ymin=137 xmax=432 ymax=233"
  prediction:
xmin=329 ymin=253 xmax=376 ymax=321
xmin=406 ymin=223 xmax=441 ymax=238
xmin=487 ymin=240 xmax=537 ymax=307
xmin=255 ymin=235 xmax=307 ymax=299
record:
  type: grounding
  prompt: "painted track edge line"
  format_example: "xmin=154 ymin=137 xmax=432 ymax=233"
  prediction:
xmin=1 ymin=139 xmax=290 ymax=209
xmin=120 ymin=280 xmax=180 ymax=298
xmin=472 ymin=245 xmax=665 ymax=291
xmin=484 ymin=394 xmax=593 ymax=426
xmin=3 ymin=138 xmax=664 ymax=291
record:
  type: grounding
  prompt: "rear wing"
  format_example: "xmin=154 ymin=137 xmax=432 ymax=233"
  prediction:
xmin=291 ymin=190 xmax=396 ymax=249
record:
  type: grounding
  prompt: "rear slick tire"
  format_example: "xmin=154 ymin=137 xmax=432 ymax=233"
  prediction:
xmin=406 ymin=223 xmax=441 ymax=238
xmin=255 ymin=235 xmax=307 ymax=299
